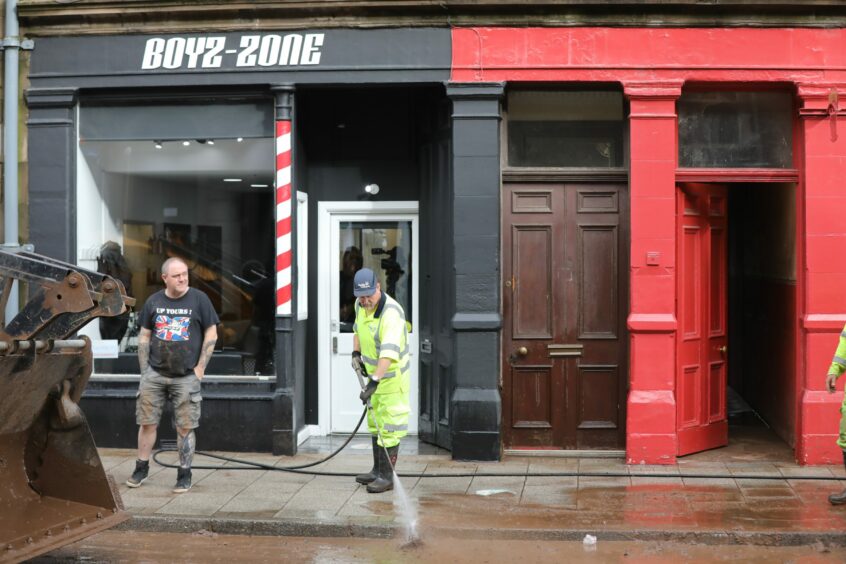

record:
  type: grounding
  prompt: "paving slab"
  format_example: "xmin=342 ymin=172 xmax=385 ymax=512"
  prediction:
xmin=99 ymin=446 xmax=846 ymax=546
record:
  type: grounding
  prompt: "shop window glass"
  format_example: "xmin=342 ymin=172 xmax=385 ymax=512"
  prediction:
xmin=678 ymin=91 xmax=793 ymax=168
xmin=78 ymin=101 xmax=276 ymax=376
xmin=507 ymin=90 xmax=625 ymax=168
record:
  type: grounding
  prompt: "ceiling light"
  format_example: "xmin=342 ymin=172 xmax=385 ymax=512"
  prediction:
xmin=364 ymin=183 xmax=380 ymax=195
xmin=207 ymin=140 xmax=215 ymax=145
xmin=224 ymin=178 xmax=242 ymax=182
xmin=154 ymin=141 xmax=163 ymax=149
xmin=250 ymin=184 xmax=269 ymax=188
xmin=236 ymin=137 xmax=244 ymax=142
xmin=182 ymin=140 xmax=190 ymax=146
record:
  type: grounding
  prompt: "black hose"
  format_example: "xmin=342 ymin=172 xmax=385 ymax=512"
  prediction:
xmin=153 ymin=408 xmax=846 ymax=481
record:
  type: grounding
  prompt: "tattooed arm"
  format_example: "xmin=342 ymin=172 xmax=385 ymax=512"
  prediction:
xmin=138 ymin=328 xmax=152 ymax=372
xmin=194 ymin=325 xmax=218 ymax=380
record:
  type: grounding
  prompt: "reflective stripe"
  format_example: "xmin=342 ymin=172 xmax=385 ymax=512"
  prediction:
xmin=384 ymin=423 xmax=408 ymax=432
xmin=381 ymin=370 xmax=397 ymax=380
xmin=380 ymin=343 xmax=401 ymax=354
xmin=353 ymin=323 xmax=358 ymax=332
xmin=835 ymin=356 xmax=846 ymax=366
xmin=361 ymin=355 xmax=378 ymax=366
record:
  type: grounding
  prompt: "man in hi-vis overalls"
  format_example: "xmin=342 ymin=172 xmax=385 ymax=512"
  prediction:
xmin=351 ymin=268 xmax=410 ymax=493
xmin=826 ymin=325 xmax=846 ymax=505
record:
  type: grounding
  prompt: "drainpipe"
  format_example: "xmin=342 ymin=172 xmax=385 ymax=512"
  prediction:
xmin=3 ymin=0 xmax=25 ymax=319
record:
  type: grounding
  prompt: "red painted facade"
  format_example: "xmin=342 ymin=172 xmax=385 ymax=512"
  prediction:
xmin=451 ymin=27 xmax=846 ymax=464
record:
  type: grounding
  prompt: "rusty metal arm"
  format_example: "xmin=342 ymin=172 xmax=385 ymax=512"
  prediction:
xmin=0 ymin=249 xmax=135 ymax=341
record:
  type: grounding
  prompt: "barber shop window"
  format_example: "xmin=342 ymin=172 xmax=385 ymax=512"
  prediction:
xmin=77 ymin=98 xmax=276 ymax=376
xmin=678 ymin=91 xmax=793 ymax=168
xmin=507 ymin=90 xmax=625 ymax=168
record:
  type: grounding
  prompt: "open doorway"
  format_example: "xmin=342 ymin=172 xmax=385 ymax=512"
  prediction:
xmin=726 ymin=182 xmax=797 ymax=460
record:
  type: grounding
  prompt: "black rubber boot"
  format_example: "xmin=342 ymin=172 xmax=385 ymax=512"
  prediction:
xmin=829 ymin=450 xmax=846 ymax=505
xmin=366 ymin=445 xmax=398 ymax=494
xmin=356 ymin=437 xmax=380 ymax=485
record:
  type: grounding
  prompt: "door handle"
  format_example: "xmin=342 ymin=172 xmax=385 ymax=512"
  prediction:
xmin=719 ymin=345 xmax=727 ymax=355
xmin=509 ymin=346 xmax=528 ymax=363
xmin=333 ymin=336 xmax=338 ymax=354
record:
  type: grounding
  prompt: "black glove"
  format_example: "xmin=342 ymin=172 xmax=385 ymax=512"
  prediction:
xmin=351 ymin=351 xmax=364 ymax=373
xmin=360 ymin=378 xmax=379 ymax=405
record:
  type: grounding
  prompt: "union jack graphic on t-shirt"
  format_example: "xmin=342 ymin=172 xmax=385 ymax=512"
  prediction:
xmin=154 ymin=315 xmax=191 ymax=341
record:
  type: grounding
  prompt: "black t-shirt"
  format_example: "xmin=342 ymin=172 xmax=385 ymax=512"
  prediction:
xmin=140 ymin=288 xmax=220 ymax=376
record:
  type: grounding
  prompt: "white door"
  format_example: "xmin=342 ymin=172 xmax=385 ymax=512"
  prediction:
xmin=318 ymin=202 xmax=418 ymax=435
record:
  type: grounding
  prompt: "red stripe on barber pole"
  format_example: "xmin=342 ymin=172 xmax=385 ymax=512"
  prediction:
xmin=276 ymin=120 xmax=293 ymax=315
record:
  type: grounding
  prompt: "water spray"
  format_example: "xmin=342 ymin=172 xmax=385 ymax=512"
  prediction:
xmin=353 ymin=357 xmax=421 ymax=547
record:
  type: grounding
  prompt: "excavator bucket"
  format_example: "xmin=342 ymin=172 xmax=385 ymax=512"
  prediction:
xmin=0 ymin=250 xmax=135 ymax=563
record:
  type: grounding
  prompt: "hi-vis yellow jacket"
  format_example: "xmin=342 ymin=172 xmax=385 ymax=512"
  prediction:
xmin=354 ymin=293 xmax=410 ymax=395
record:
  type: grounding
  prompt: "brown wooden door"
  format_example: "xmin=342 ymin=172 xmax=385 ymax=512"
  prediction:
xmin=677 ymin=183 xmax=729 ymax=456
xmin=502 ymin=183 xmax=628 ymax=450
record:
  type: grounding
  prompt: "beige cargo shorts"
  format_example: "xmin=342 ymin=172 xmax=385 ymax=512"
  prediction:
xmin=135 ymin=367 xmax=202 ymax=430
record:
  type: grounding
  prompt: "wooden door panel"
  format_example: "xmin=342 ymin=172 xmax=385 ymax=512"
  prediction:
xmin=709 ymin=360 xmax=725 ymax=422
xmin=577 ymin=365 xmax=619 ymax=430
xmin=512 ymin=190 xmax=554 ymax=213
xmin=579 ymin=225 xmax=619 ymax=338
xmin=513 ymin=226 xmax=553 ymax=338
xmin=710 ymin=227 xmax=726 ymax=335
xmin=681 ymin=226 xmax=702 ymax=338
xmin=679 ymin=365 xmax=700 ymax=429
xmin=512 ymin=365 xmax=554 ymax=429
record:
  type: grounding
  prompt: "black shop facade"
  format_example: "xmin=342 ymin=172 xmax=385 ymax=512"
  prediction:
xmin=25 ymin=29 xmax=501 ymax=460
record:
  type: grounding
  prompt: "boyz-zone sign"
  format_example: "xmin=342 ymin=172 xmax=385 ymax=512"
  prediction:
xmin=141 ymin=33 xmax=325 ymax=69
xmin=28 ymin=29 xmax=451 ymax=81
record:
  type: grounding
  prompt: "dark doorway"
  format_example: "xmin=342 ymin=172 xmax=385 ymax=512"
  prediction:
xmin=726 ymin=182 xmax=798 ymax=455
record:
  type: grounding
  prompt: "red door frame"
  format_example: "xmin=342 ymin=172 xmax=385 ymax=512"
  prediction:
xmin=451 ymin=26 xmax=846 ymax=464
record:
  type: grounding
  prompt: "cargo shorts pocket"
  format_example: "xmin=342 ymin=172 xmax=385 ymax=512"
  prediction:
xmin=181 ymin=390 xmax=202 ymax=430
xmin=135 ymin=389 xmax=161 ymax=426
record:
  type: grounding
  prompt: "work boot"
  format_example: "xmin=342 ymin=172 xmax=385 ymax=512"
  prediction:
xmin=829 ymin=451 xmax=846 ymax=505
xmin=366 ymin=445 xmax=399 ymax=494
xmin=356 ymin=437 xmax=380 ymax=485
xmin=126 ymin=459 xmax=149 ymax=488
xmin=173 ymin=468 xmax=192 ymax=494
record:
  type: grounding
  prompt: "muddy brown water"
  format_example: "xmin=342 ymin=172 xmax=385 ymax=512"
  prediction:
xmin=33 ymin=529 xmax=846 ymax=563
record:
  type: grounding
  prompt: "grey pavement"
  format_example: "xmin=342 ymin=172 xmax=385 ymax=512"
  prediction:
xmin=101 ymin=437 xmax=846 ymax=546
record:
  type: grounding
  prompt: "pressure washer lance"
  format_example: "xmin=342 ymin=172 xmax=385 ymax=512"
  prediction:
xmin=352 ymin=354 xmax=421 ymax=547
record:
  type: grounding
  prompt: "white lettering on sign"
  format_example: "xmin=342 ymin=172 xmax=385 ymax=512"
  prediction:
xmin=141 ymin=33 xmax=325 ymax=70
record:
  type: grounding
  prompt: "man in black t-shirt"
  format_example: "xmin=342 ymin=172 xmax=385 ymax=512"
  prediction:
xmin=126 ymin=257 xmax=219 ymax=494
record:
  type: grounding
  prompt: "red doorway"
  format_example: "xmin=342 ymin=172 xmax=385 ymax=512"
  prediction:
xmin=676 ymin=181 xmax=799 ymax=459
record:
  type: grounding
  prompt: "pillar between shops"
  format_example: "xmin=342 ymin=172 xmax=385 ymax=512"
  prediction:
xmin=25 ymin=87 xmax=79 ymax=262
xmin=623 ymin=82 xmax=683 ymax=465
xmin=446 ymin=83 xmax=504 ymax=461
xmin=271 ymin=84 xmax=298 ymax=456
xmin=796 ymin=84 xmax=846 ymax=464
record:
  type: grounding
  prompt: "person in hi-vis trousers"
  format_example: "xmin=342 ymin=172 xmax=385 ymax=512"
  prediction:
xmin=351 ymin=268 xmax=410 ymax=494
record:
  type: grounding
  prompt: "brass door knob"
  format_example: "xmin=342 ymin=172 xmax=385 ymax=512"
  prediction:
xmin=516 ymin=346 xmax=528 ymax=356
xmin=719 ymin=346 xmax=727 ymax=355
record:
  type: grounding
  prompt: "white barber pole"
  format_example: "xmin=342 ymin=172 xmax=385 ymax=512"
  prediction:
xmin=276 ymin=120 xmax=293 ymax=315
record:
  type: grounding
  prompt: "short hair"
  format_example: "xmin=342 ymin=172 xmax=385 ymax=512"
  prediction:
xmin=161 ymin=257 xmax=188 ymax=276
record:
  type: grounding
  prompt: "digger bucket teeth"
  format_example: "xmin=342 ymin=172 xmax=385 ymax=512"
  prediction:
xmin=0 ymin=249 xmax=133 ymax=562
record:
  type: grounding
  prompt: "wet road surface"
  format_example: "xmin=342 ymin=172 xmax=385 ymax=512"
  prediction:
xmin=34 ymin=529 xmax=846 ymax=563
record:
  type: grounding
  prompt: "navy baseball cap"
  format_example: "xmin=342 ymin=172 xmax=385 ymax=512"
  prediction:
xmin=353 ymin=268 xmax=378 ymax=297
